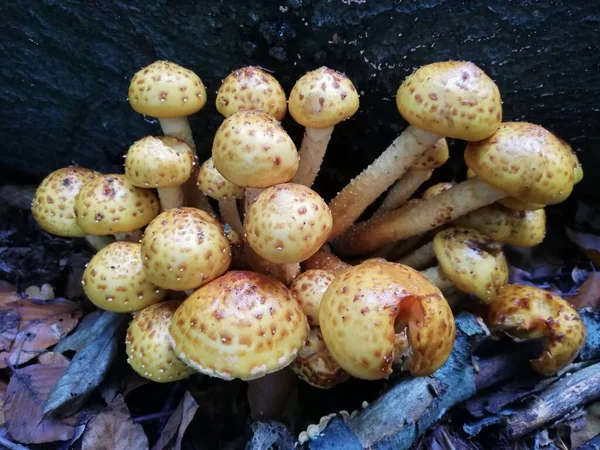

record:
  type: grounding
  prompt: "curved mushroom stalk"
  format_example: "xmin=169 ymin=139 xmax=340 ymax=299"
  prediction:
xmin=487 ymin=284 xmax=586 ymax=376
xmin=395 ymin=240 xmax=436 ymax=270
xmin=302 ymin=250 xmax=352 ymax=276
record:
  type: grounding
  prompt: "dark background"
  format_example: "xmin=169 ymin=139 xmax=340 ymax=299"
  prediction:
xmin=1 ymin=0 xmax=599 ymax=203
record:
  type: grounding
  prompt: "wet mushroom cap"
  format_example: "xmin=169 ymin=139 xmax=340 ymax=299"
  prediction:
xmin=216 ymin=66 xmax=287 ymax=121
xmin=245 ymin=183 xmax=333 ymax=264
xmin=464 ymin=122 xmax=575 ymax=205
xmin=289 ymin=269 xmax=336 ymax=326
xmin=168 ymin=270 xmax=309 ymax=380
xmin=83 ymin=241 xmax=167 ymax=312
xmin=288 ymin=66 xmax=359 ymax=129
xmin=74 ymin=174 xmax=160 ymax=235
xmin=412 ymin=138 xmax=449 ymax=170
xmin=504 ymin=208 xmax=546 ymax=247
xmin=128 ymin=60 xmax=207 ymax=118
xmin=433 ymin=227 xmax=509 ymax=303
xmin=126 ymin=300 xmax=196 ymax=382
xmin=454 ymin=204 xmax=512 ymax=242
xmin=125 ymin=136 xmax=194 ymax=188
xmin=319 ymin=259 xmax=455 ymax=379
xmin=396 ymin=61 xmax=502 ymax=141
xmin=141 ymin=207 xmax=231 ymax=291
xmin=197 ymin=158 xmax=245 ymax=200
xmin=421 ymin=182 xmax=455 ymax=200
xmin=561 ymin=139 xmax=584 ymax=185
xmin=212 ymin=111 xmax=299 ymax=188
xmin=32 ymin=167 xmax=99 ymax=237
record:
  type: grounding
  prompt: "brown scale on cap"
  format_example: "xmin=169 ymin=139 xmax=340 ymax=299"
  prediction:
xmin=488 ymin=284 xmax=586 ymax=376
xmin=128 ymin=61 xmax=206 ymax=118
xmin=83 ymin=241 xmax=166 ymax=312
xmin=288 ymin=66 xmax=359 ymax=129
xmin=245 ymin=183 xmax=333 ymax=264
xmin=141 ymin=207 xmax=231 ymax=291
xmin=74 ymin=174 xmax=159 ymax=235
xmin=216 ymin=66 xmax=287 ymax=121
xmin=126 ymin=301 xmax=196 ymax=382
xmin=421 ymin=182 xmax=455 ymax=200
xmin=397 ymin=61 xmax=502 ymax=141
xmin=454 ymin=204 xmax=513 ymax=242
xmin=319 ymin=259 xmax=455 ymax=379
xmin=290 ymin=270 xmax=335 ymax=326
xmin=212 ymin=111 xmax=298 ymax=188
xmin=168 ymin=270 xmax=309 ymax=381
xmin=412 ymin=138 xmax=449 ymax=171
xmin=197 ymin=157 xmax=244 ymax=201
xmin=32 ymin=167 xmax=99 ymax=237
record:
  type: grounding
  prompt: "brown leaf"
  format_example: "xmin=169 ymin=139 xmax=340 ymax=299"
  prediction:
xmin=569 ymin=272 xmax=600 ymax=310
xmin=566 ymin=227 xmax=600 ymax=266
xmin=3 ymin=363 xmax=77 ymax=444
xmin=39 ymin=352 xmax=70 ymax=367
xmin=152 ymin=391 xmax=199 ymax=450
xmin=81 ymin=394 xmax=148 ymax=450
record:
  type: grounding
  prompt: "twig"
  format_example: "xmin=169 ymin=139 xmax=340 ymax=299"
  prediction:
xmin=133 ymin=410 xmax=174 ymax=423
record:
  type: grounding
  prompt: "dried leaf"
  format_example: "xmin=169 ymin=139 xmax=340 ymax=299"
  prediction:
xmin=566 ymin=228 xmax=600 ymax=266
xmin=39 ymin=352 xmax=70 ymax=367
xmin=4 ymin=363 xmax=78 ymax=443
xmin=571 ymin=403 xmax=600 ymax=448
xmin=568 ymin=272 xmax=600 ymax=310
xmin=101 ymin=367 xmax=149 ymax=404
xmin=152 ymin=391 xmax=199 ymax=450
xmin=81 ymin=394 xmax=148 ymax=450
xmin=53 ymin=310 xmax=104 ymax=353
xmin=247 ymin=421 xmax=295 ymax=450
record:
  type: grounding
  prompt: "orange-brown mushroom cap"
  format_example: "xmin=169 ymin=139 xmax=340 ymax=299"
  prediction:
xmin=466 ymin=169 xmax=544 ymax=211
xmin=504 ymin=208 xmax=546 ymax=247
xmin=412 ymin=138 xmax=449 ymax=170
xmin=319 ymin=259 xmax=455 ymax=379
xmin=197 ymin=157 xmax=244 ymax=201
xmin=454 ymin=204 xmax=512 ymax=242
xmin=169 ymin=271 xmax=309 ymax=380
xmin=289 ymin=270 xmax=335 ymax=326
xmin=396 ymin=61 xmax=502 ymax=141
xmin=488 ymin=284 xmax=586 ymax=376
xmin=421 ymin=182 xmax=455 ymax=200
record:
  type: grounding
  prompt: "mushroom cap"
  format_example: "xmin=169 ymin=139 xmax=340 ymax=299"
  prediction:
xmin=433 ymin=227 xmax=509 ymax=303
xmin=289 ymin=270 xmax=336 ymax=326
xmin=169 ymin=270 xmax=309 ymax=380
xmin=421 ymin=182 xmax=455 ymax=200
xmin=464 ymin=122 xmax=575 ymax=205
xmin=504 ymin=208 xmax=546 ymax=247
xmin=412 ymin=138 xmax=449 ymax=170
xmin=212 ymin=111 xmax=299 ymax=188
xmin=141 ymin=207 xmax=231 ymax=291
xmin=288 ymin=66 xmax=359 ymax=128
xmin=83 ymin=242 xmax=167 ymax=312
xmin=487 ymin=284 xmax=586 ymax=376
xmin=125 ymin=136 xmax=194 ymax=188
xmin=75 ymin=174 xmax=160 ymax=235
xmin=290 ymin=328 xmax=350 ymax=389
xmin=454 ymin=204 xmax=512 ymax=242
xmin=126 ymin=301 xmax=196 ymax=382
xmin=245 ymin=183 xmax=333 ymax=264
xmin=197 ymin=158 xmax=245 ymax=200
xmin=216 ymin=66 xmax=287 ymax=121
xmin=319 ymin=259 xmax=455 ymax=379
xmin=396 ymin=61 xmax=502 ymax=141
xmin=32 ymin=167 xmax=99 ymax=237
xmin=128 ymin=61 xmax=207 ymax=118
xmin=560 ymin=139 xmax=584 ymax=185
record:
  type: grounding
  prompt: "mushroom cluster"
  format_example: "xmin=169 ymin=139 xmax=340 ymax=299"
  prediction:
xmin=31 ymin=59 xmax=586 ymax=415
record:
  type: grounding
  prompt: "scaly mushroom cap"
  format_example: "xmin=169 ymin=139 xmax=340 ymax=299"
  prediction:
xmin=128 ymin=60 xmax=207 ymax=118
xmin=421 ymin=182 xmax=455 ymax=200
xmin=412 ymin=138 xmax=449 ymax=170
xmin=75 ymin=174 xmax=159 ymax=235
xmin=289 ymin=270 xmax=336 ymax=326
xmin=125 ymin=136 xmax=194 ymax=188
xmin=464 ymin=122 xmax=575 ymax=205
xmin=487 ymin=284 xmax=586 ymax=376
xmin=245 ymin=183 xmax=333 ymax=264
xmin=288 ymin=66 xmax=359 ymax=129
xmin=433 ymin=227 xmax=508 ymax=303
xmin=32 ymin=167 xmax=99 ymax=237
xmin=396 ymin=61 xmax=502 ymax=141
xmin=290 ymin=328 xmax=350 ymax=389
xmin=126 ymin=301 xmax=196 ymax=382
xmin=216 ymin=66 xmax=287 ymax=121
xmin=560 ymin=139 xmax=584 ymax=185
xmin=212 ymin=111 xmax=299 ymax=188
xmin=320 ymin=259 xmax=455 ymax=379
xmin=141 ymin=207 xmax=231 ymax=290
xmin=169 ymin=271 xmax=309 ymax=380
xmin=83 ymin=242 xmax=166 ymax=312
xmin=504 ymin=208 xmax=546 ymax=247
xmin=197 ymin=158 xmax=244 ymax=200
xmin=454 ymin=204 xmax=512 ymax=242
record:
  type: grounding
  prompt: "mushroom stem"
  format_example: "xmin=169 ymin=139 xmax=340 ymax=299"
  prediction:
xmin=386 ymin=235 xmax=427 ymax=260
xmin=292 ymin=126 xmax=334 ymax=187
xmin=328 ymin=126 xmax=441 ymax=239
xmin=114 ymin=229 xmax=143 ymax=243
xmin=395 ymin=241 xmax=436 ymax=270
xmin=181 ymin=177 xmax=215 ymax=215
xmin=157 ymin=187 xmax=185 ymax=211
xmin=335 ymin=177 xmax=506 ymax=255
xmin=218 ymin=199 xmax=243 ymax=236
xmin=302 ymin=250 xmax=351 ymax=276
xmin=83 ymin=235 xmax=114 ymax=251
xmin=420 ymin=266 xmax=454 ymax=292
xmin=247 ymin=368 xmax=298 ymax=421
xmin=158 ymin=117 xmax=196 ymax=151
xmin=375 ymin=169 xmax=433 ymax=216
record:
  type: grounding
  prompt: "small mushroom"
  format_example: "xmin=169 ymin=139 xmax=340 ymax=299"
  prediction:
xmin=126 ymin=301 xmax=196 ymax=382
xmin=245 ymin=184 xmax=333 ymax=264
xmin=290 ymin=269 xmax=336 ymax=327
xmin=320 ymin=259 xmax=455 ymax=379
xmin=487 ymin=284 xmax=586 ymax=376
xmin=141 ymin=207 xmax=231 ymax=291
xmin=288 ymin=67 xmax=359 ymax=187
xmin=503 ymin=208 xmax=546 ymax=247
xmin=82 ymin=241 xmax=166 ymax=312
xmin=124 ymin=136 xmax=194 ymax=210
